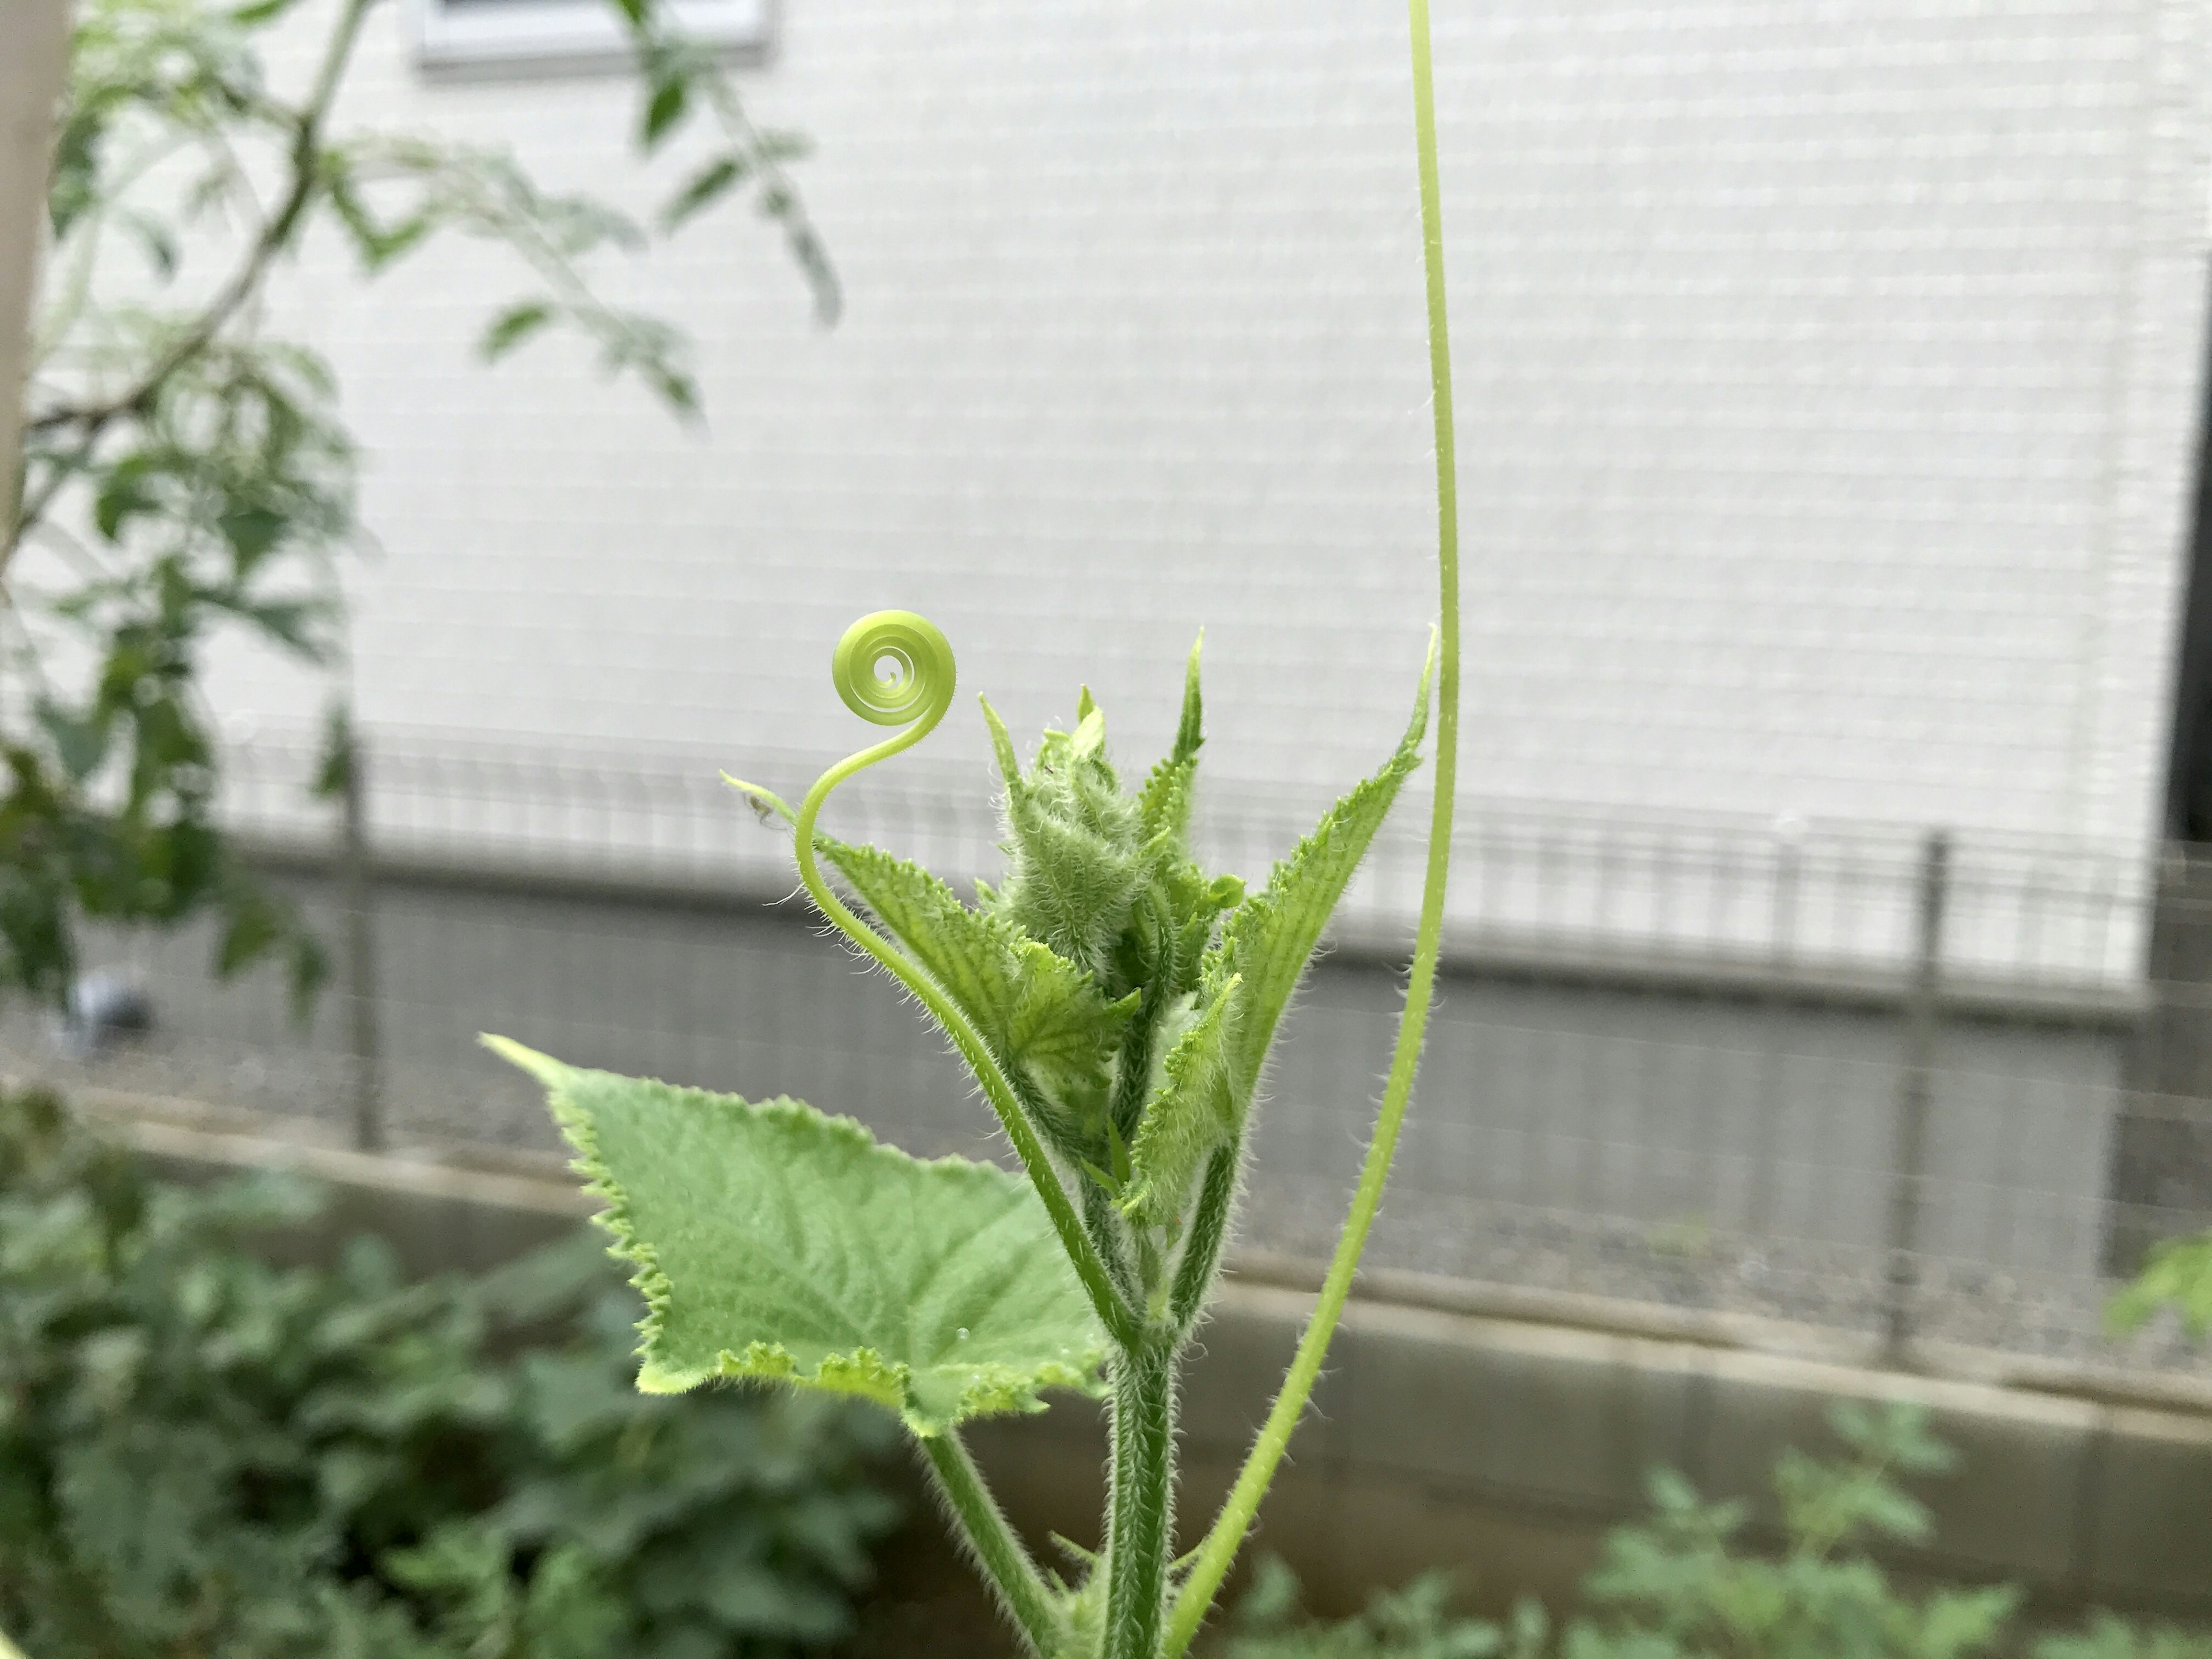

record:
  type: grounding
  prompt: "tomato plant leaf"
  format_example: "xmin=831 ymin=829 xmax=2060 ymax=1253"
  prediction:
xmin=480 ymin=301 xmax=555 ymax=363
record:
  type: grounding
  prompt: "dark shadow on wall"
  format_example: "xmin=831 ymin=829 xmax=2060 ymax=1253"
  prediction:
xmin=2112 ymin=270 xmax=2212 ymax=1267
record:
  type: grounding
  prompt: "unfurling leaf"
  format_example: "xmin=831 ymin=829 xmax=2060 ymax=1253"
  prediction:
xmin=981 ymin=696 xmax=1150 ymax=979
xmin=1136 ymin=632 xmax=1206 ymax=846
xmin=1122 ymin=970 xmax=1241 ymax=1226
xmin=487 ymin=1040 xmax=1107 ymax=1436
xmin=806 ymin=835 xmax=1134 ymax=1150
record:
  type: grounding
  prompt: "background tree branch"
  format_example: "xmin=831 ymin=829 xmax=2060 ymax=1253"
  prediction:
xmin=1 ymin=0 xmax=72 ymax=512
xmin=0 ymin=0 xmax=836 ymax=1013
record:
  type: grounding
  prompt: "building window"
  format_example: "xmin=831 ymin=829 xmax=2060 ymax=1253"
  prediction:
xmin=411 ymin=0 xmax=774 ymax=73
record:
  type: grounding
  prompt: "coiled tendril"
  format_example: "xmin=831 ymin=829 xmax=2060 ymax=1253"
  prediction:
xmin=830 ymin=609 xmax=956 ymax=728
xmin=797 ymin=609 xmax=955 ymax=916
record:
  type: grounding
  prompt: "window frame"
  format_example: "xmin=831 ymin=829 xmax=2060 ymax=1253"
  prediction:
xmin=409 ymin=0 xmax=775 ymax=73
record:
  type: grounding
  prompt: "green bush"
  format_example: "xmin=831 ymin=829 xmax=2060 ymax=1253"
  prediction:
xmin=1218 ymin=1557 xmax=1510 ymax=1659
xmin=2037 ymin=1614 xmax=2212 ymax=1659
xmin=1559 ymin=1402 xmax=2017 ymax=1659
xmin=2111 ymin=1232 xmax=2212 ymax=1342
xmin=1217 ymin=1405 xmax=2212 ymax=1659
xmin=0 ymin=1089 xmax=900 ymax=1658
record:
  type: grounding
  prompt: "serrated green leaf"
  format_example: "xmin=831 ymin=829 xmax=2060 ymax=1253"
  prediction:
xmin=487 ymin=1039 xmax=1105 ymax=1437
xmin=1218 ymin=647 xmax=1433 ymax=1094
xmin=1121 ymin=972 xmax=1241 ymax=1226
xmin=721 ymin=780 xmax=1130 ymax=1141
xmin=1137 ymin=633 xmax=1205 ymax=845
xmin=812 ymin=838 xmax=1133 ymax=1142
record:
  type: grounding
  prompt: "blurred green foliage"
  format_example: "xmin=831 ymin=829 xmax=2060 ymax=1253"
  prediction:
xmin=1218 ymin=1559 xmax=1506 ymax=1659
xmin=2111 ymin=1232 xmax=2212 ymax=1343
xmin=1215 ymin=1404 xmax=2210 ymax=1659
xmin=0 ymin=1087 xmax=900 ymax=1658
xmin=6 ymin=0 xmax=832 ymax=1014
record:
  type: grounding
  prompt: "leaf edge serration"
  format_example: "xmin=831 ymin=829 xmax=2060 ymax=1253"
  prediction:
xmin=482 ymin=1034 xmax=1107 ymax=1437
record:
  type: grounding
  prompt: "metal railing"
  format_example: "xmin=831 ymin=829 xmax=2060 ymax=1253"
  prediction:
xmin=5 ymin=724 xmax=2206 ymax=1388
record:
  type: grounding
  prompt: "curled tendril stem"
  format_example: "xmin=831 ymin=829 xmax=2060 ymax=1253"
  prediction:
xmin=789 ymin=611 xmax=1140 ymax=1350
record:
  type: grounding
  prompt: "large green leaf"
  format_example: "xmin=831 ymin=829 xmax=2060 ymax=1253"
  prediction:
xmin=1218 ymin=647 xmax=1434 ymax=1095
xmin=488 ymin=1039 xmax=1107 ymax=1437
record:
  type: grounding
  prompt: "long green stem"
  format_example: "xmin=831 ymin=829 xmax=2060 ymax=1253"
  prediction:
xmin=920 ymin=1431 xmax=1067 ymax=1658
xmin=1104 ymin=1336 xmax=1179 ymax=1659
xmin=1161 ymin=2 xmax=1462 ymax=1650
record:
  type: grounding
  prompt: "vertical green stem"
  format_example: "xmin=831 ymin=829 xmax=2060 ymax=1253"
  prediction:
xmin=1161 ymin=1 xmax=1461 ymax=1650
xmin=1085 ymin=1175 xmax=1142 ymax=1303
xmin=1104 ymin=1336 xmax=1179 ymax=1659
xmin=1168 ymin=1145 xmax=1239 ymax=1330
xmin=921 ymin=1431 xmax=1067 ymax=1658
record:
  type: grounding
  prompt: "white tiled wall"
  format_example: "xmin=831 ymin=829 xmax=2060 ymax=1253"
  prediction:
xmin=214 ymin=0 xmax=2212 ymax=859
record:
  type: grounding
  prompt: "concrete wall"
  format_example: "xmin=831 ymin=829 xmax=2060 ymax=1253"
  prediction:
xmin=94 ymin=1096 xmax=2212 ymax=1622
xmin=24 ymin=868 xmax=2134 ymax=1325
xmin=978 ymin=1287 xmax=2212 ymax=1623
xmin=163 ymin=0 xmax=2212 ymax=927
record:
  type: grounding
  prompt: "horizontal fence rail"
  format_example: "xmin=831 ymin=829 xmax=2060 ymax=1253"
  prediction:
xmin=212 ymin=727 xmax=2157 ymax=997
xmin=4 ymin=725 xmax=2208 ymax=1391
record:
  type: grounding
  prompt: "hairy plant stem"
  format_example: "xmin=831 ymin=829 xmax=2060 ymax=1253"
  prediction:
xmin=1168 ymin=1146 xmax=1238 ymax=1331
xmin=920 ymin=1431 xmax=1066 ymax=1658
xmin=1084 ymin=1177 xmax=1141 ymax=1304
xmin=1104 ymin=1334 xmax=1178 ymax=1659
xmin=1160 ymin=1 xmax=1463 ymax=1650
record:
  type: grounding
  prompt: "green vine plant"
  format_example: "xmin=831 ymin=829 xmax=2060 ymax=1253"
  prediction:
xmin=492 ymin=4 xmax=1462 ymax=1656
